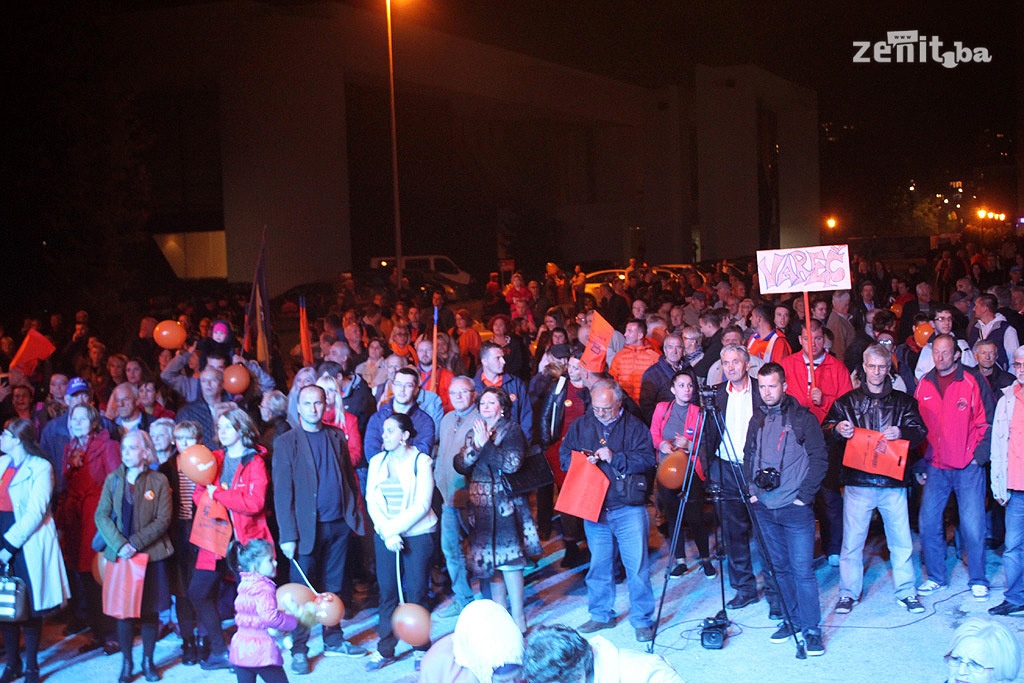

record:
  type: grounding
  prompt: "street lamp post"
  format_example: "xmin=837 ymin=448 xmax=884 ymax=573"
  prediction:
xmin=386 ymin=0 xmax=403 ymax=288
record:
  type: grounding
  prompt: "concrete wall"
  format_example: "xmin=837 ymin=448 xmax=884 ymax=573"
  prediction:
xmin=695 ymin=65 xmax=819 ymax=260
xmin=107 ymin=3 xmax=814 ymax=292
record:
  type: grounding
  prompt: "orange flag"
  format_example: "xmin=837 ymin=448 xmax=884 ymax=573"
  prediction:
xmin=10 ymin=329 xmax=56 ymax=376
xmin=580 ymin=311 xmax=613 ymax=373
xmin=299 ymin=296 xmax=314 ymax=367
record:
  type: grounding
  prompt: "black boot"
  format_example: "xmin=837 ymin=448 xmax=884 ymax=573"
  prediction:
xmin=118 ymin=657 xmax=133 ymax=683
xmin=195 ymin=636 xmax=210 ymax=663
xmin=141 ymin=657 xmax=160 ymax=682
xmin=181 ymin=637 xmax=198 ymax=666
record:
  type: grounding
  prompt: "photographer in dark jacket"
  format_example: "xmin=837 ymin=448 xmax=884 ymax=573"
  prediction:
xmin=743 ymin=363 xmax=828 ymax=655
xmin=822 ymin=344 xmax=928 ymax=616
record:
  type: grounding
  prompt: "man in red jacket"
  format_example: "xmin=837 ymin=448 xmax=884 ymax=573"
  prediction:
xmin=914 ymin=334 xmax=992 ymax=600
xmin=780 ymin=319 xmax=852 ymax=566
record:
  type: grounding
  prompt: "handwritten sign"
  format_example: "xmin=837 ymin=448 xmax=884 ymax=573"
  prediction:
xmin=756 ymin=245 xmax=851 ymax=295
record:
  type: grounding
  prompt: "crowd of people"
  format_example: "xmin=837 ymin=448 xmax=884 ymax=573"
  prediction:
xmin=2 ymin=241 xmax=1024 ymax=681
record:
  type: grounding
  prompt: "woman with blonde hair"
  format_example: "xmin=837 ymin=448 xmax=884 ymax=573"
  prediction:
xmin=315 ymin=370 xmax=363 ymax=468
xmin=95 ymin=430 xmax=173 ymax=683
xmin=945 ymin=617 xmax=1021 ymax=682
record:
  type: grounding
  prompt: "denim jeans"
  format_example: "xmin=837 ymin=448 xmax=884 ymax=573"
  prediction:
xmin=441 ymin=505 xmax=475 ymax=604
xmin=839 ymin=486 xmax=916 ymax=600
xmin=1002 ymin=492 xmax=1024 ymax=604
xmin=753 ymin=501 xmax=820 ymax=634
xmin=584 ymin=505 xmax=655 ymax=628
xmin=919 ymin=462 xmax=988 ymax=587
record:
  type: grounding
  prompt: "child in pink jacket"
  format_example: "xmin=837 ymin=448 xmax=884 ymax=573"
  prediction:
xmin=230 ymin=540 xmax=308 ymax=683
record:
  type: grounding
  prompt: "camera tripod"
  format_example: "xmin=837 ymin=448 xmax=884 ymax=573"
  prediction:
xmin=648 ymin=392 xmax=807 ymax=659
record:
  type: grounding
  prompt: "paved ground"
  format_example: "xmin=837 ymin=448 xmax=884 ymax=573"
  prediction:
xmin=29 ymin=515 xmax=1024 ymax=683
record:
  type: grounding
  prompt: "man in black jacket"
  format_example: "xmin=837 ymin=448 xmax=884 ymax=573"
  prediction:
xmin=273 ymin=384 xmax=367 ymax=673
xmin=638 ymin=332 xmax=687 ymax=424
xmin=823 ymin=344 xmax=928 ymax=616
xmin=559 ymin=379 xmax=656 ymax=642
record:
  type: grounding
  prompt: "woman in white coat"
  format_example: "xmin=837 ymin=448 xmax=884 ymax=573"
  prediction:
xmin=0 ymin=418 xmax=70 ymax=683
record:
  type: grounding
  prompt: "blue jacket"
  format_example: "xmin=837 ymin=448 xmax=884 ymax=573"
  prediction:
xmin=364 ymin=401 xmax=436 ymax=460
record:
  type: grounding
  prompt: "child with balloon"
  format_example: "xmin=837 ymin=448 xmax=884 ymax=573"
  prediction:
xmin=230 ymin=539 xmax=313 ymax=683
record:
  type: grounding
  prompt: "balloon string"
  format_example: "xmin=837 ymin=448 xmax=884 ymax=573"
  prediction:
xmin=395 ymin=549 xmax=405 ymax=604
xmin=291 ymin=557 xmax=317 ymax=593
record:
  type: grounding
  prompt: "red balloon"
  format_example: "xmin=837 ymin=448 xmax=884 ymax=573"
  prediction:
xmin=314 ymin=592 xmax=345 ymax=627
xmin=913 ymin=322 xmax=935 ymax=347
xmin=154 ymin=320 xmax=187 ymax=350
xmin=392 ymin=603 xmax=431 ymax=646
xmin=181 ymin=444 xmax=217 ymax=486
xmin=657 ymin=452 xmax=688 ymax=490
xmin=276 ymin=583 xmax=317 ymax=612
xmin=223 ymin=365 xmax=250 ymax=394
xmin=890 ymin=302 xmax=904 ymax=319
xmin=91 ymin=552 xmax=107 ymax=585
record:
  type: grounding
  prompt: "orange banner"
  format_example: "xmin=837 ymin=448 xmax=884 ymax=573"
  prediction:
xmin=554 ymin=450 xmax=610 ymax=522
xmin=580 ymin=311 xmax=613 ymax=373
xmin=842 ymin=427 xmax=909 ymax=480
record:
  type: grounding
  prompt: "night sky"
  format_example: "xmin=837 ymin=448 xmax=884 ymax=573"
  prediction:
xmin=1 ymin=1 xmax=1020 ymax=326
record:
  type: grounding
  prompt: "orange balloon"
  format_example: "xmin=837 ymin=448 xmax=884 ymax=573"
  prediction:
xmin=91 ymin=552 xmax=107 ymax=585
xmin=154 ymin=320 xmax=187 ymax=350
xmin=392 ymin=603 xmax=431 ymax=646
xmin=913 ymin=322 xmax=935 ymax=347
xmin=890 ymin=302 xmax=904 ymax=319
xmin=223 ymin=365 xmax=251 ymax=394
xmin=180 ymin=444 xmax=217 ymax=486
xmin=276 ymin=583 xmax=317 ymax=612
xmin=657 ymin=452 xmax=688 ymax=490
xmin=314 ymin=592 xmax=345 ymax=627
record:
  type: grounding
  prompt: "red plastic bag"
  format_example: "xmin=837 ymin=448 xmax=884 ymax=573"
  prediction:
xmin=102 ymin=554 xmax=149 ymax=619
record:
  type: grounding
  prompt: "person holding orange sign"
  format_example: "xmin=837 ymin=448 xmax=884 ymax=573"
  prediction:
xmin=822 ymin=344 xmax=928 ymax=616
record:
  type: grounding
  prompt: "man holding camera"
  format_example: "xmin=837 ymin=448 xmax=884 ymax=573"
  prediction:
xmin=744 ymin=363 xmax=829 ymax=655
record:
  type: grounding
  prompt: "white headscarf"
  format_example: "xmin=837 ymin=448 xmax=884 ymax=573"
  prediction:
xmin=451 ymin=600 xmax=523 ymax=683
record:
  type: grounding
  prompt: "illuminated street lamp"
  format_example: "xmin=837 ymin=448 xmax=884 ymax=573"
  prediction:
xmin=825 ymin=217 xmax=837 ymax=229
xmin=977 ymin=209 xmax=987 ymax=219
xmin=386 ymin=0 xmax=403 ymax=287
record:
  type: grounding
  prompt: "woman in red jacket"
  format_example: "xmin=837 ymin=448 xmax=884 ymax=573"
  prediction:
xmin=187 ymin=408 xmax=273 ymax=671
xmin=60 ymin=403 xmax=121 ymax=651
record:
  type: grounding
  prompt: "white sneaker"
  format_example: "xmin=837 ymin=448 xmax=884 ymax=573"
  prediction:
xmin=971 ymin=585 xmax=990 ymax=601
xmin=917 ymin=579 xmax=947 ymax=595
